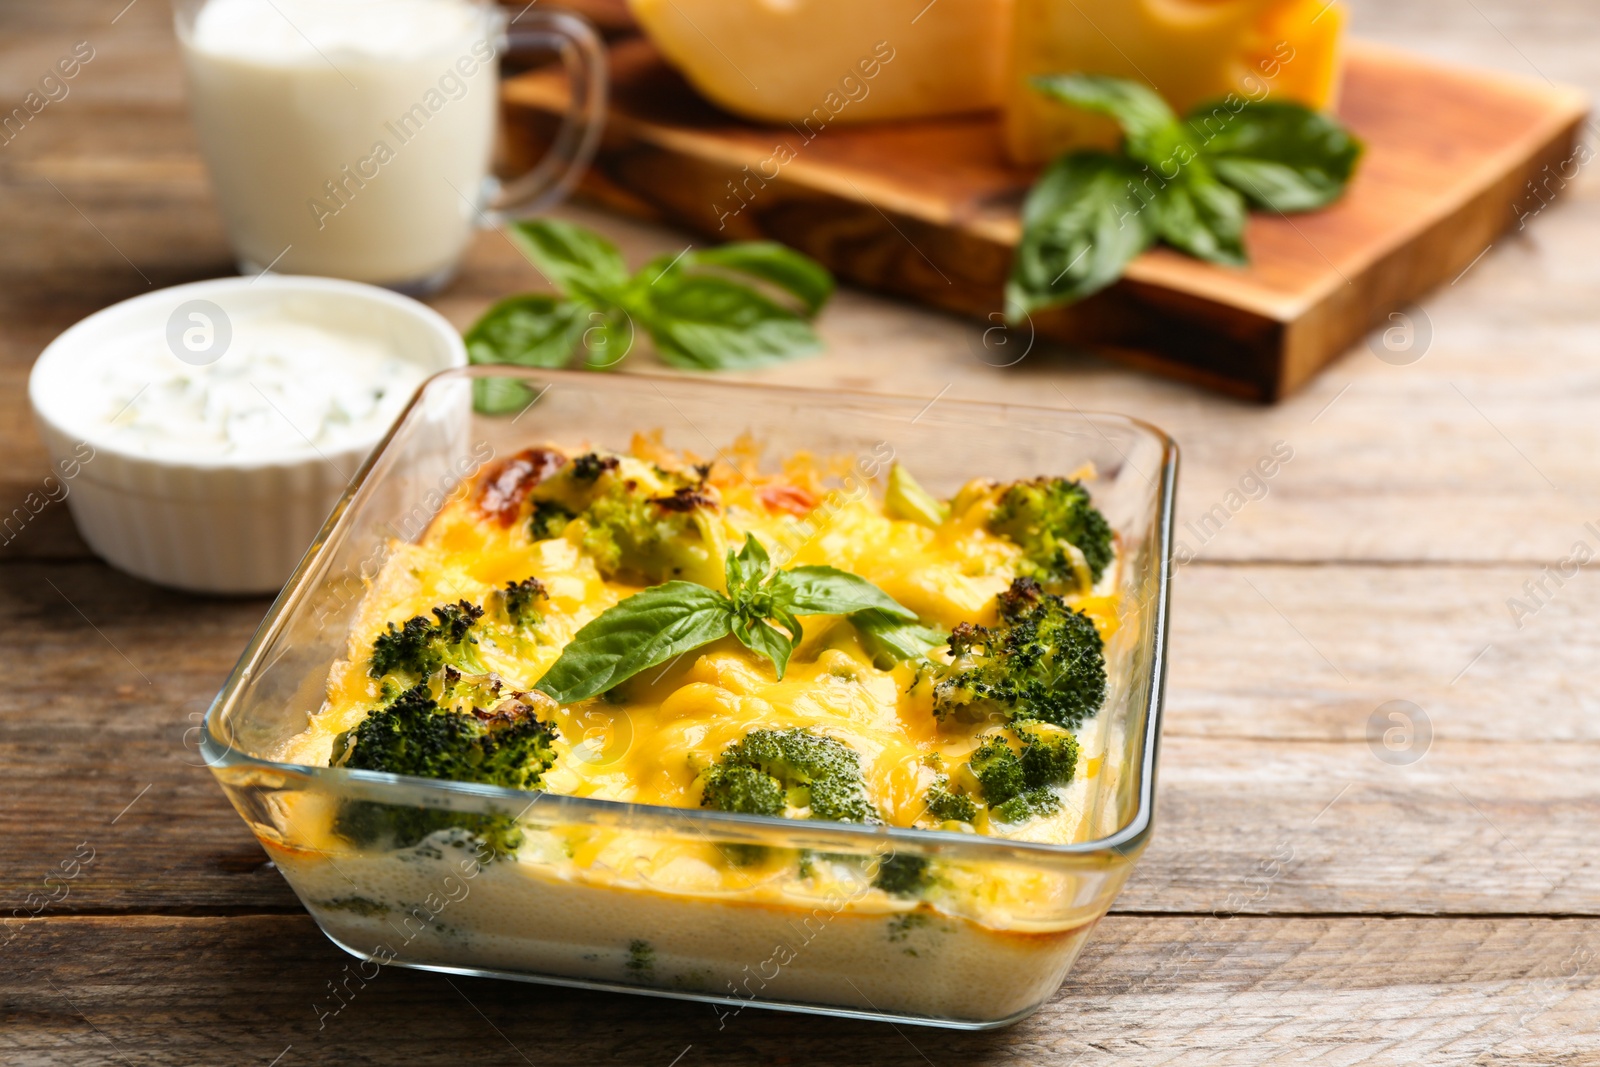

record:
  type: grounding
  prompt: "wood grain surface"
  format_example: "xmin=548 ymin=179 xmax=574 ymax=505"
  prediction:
xmin=2 ymin=0 xmax=1599 ymax=1064
xmin=5 ymin=915 xmax=1599 ymax=1066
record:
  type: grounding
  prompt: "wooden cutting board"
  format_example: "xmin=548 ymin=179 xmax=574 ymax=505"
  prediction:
xmin=502 ymin=37 xmax=1589 ymax=400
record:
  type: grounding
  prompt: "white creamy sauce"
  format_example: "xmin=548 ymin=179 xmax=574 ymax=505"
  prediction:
xmin=87 ymin=319 xmax=425 ymax=461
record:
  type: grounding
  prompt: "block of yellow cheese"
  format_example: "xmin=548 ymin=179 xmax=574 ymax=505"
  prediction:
xmin=1004 ymin=0 xmax=1346 ymax=164
xmin=628 ymin=0 xmax=1012 ymax=125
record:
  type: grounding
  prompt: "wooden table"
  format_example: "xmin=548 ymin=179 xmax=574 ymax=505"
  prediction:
xmin=3 ymin=1 xmax=1597 ymax=1063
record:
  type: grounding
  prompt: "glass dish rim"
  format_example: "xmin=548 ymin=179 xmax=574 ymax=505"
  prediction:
xmin=202 ymin=365 xmax=1178 ymax=863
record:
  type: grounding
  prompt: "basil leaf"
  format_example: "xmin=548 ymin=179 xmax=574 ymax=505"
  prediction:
xmin=1006 ymin=151 xmax=1154 ymax=315
xmin=851 ymin=609 xmax=947 ymax=664
xmin=472 ymin=377 xmax=540 ymax=416
xmin=641 ymin=274 xmax=823 ymax=370
xmin=772 ymin=606 xmax=804 ymax=649
xmin=1152 ymin=173 xmax=1248 ymax=266
xmin=1029 ymin=75 xmax=1247 ymax=264
xmin=464 ymin=294 xmax=588 ymax=414
xmin=533 ymin=582 xmax=732 ymax=704
xmin=1031 ymin=74 xmax=1188 ymax=166
xmin=479 ymin=221 xmax=834 ymax=379
xmin=578 ymin=306 xmax=636 ymax=371
xmin=731 ymin=614 xmax=796 ymax=680
xmin=508 ymin=219 xmax=630 ymax=302
xmin=1192 ymin=100 xmax=1364 ymax=212
xmin=725 ymin=533 xmax=771 ymax=600
xmin=1012 ymin=74 xmax=1365 ymax=310
xmin=465 ymin=294 xmax=586 ymax=369
xmin=768 ymin=566 xmax=916 ymax=619
xmin=682 ymin=243 xmax=835 ymax=316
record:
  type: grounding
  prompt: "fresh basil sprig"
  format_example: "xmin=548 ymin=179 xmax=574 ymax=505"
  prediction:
xmin=851 ymin=608 xmax=948 ymax=666
xmin=1007 ymin=74 xmax=1363 ymax=317
xmin=1199 ymin=102 xmax=1364 ymax=212
xmin=1008 ymin=152 xmax=1153 ymax=312
xmin=533 ymin=534 xmax=917 ymax=704
xmin=467 ymin=220 xmax=834 ymax=413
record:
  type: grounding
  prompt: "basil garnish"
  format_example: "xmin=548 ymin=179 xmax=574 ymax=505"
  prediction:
xmin=467 ymin=221 xmax=834 ymax=412
xmin=507 ymin=216 xmax=631 ymax=299
xmin=534 ymin=534 xmax=917 ymax=704
xmin=677 ymin=242 xmax=834 ymax=316
xmin=532 ymin=581 xmax=733 ymax=704
xmin=1007 ymin=152 xmax=1155 ymax=316
xmin=1197 ymin=101 xmax=1364 ymax=213
xmin=1008 ymin=74 xmax=1364 ymax=317
xmin=1037 ymin=74 xmax=1194 ymax=165
xmin=850 ymin=608 xmax=948 ymax=666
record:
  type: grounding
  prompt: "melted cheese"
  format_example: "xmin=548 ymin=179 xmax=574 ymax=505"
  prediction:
xmin=627 ymin=0 xmax=1011 ymax=124
xmin=1003 ymin=0 xmax=1346 ymax=164
xmin=277 ymin=438 xmax=1122 ymax=897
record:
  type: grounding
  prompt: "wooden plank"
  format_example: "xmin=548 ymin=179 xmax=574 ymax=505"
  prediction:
xmin=501 ymin=37 xmax=1590 ymax=400
xmin=1125 ymin=736 xmax=1600 ymax=915
xmin=3 ymin=914 xmax=1597 ymax=1065
xmin=1165 ymin=562 xmax=1600 ymax=743
xmin=4 ymin=562 xmax=1598 ymax=916
xmin=0 ymin=563 xmax=297 ymax=912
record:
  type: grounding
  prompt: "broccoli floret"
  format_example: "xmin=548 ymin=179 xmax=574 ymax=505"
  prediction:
xmin=570 ymin=452 xmax=620 ymax=482
xmin=873 ymin=853 xmax=932 ymax=896
xmin=526 ymin=452 xmax=723 ymax=586
xmin=933 ymin=578 xmax=1106 ymax=730
xmin=530 ymin=500 xmax=577 ymax=540
xmin=969 ymin=735 xmax=1029 ymax=805
xmin=1017 ymin=722 xmax=1080 ymax=787
xmin=701 ymin=728 xmax=876 ymax=824
xmin=582 ymin=487 xmax=716 ymax=585
xmin=992 ymin=791 xmax=1058 ymax=824
xmin=988 ymin=477 xmax=1114 ymax=592
xmin=492 ymin=577 xmax=548 ymax=630
xmin=972 ymin=736 xmax=1058 ymax=824
xmin=700 ymin=764 xmax=784 ymax=817
xmin=950 ymin=724 xmax=1081 ymax=826
xmin=340 ymin=678 xmax=557 ymax=788
xmin=368 ymin=600 xmax=487 ymax=681
xmin=924 ymin=775 xmax=978 ymax=823
xmin=330 ymin=675 xmax=560 ymax=857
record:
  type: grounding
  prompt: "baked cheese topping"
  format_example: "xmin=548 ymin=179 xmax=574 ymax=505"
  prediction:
xmin=278 ymin=435 xmax=1122 ymax=870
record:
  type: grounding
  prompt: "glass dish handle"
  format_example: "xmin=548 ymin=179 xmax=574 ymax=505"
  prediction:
xmin=486 ymin=10 xmax=607 ymax=222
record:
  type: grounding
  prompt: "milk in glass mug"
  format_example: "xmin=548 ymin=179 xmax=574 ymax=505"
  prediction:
xmin=174 ymin=0 xmax=605 ymax=293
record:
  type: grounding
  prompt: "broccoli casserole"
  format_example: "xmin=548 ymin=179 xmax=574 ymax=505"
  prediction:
xmin=271 ymin=433 xmax=1130 ymax=1021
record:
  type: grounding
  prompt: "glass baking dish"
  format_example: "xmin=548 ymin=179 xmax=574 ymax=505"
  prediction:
xmin=201 ymin=366 xmax=1178 ymax=1029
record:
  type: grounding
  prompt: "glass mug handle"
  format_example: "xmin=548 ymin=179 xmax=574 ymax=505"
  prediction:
xmin=485 ymin=10 xmax=607 ymax=223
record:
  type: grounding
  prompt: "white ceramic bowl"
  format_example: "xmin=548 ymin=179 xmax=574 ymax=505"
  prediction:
xmin=29 ymin=275 xmax=466 ymax=594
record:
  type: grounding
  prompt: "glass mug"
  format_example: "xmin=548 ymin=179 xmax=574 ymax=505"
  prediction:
xmin=173 ymin=0 xmax=605 ymax=293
